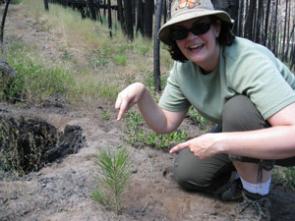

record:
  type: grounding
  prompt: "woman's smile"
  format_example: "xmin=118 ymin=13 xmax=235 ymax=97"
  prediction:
xmin=175 ymin=17 xmax=221 ymax=72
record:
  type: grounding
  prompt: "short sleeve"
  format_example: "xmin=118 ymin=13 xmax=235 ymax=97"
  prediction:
xmin=159 ymin=62 xmax=191 ymax=112
xmin=229 ymin=52 xmax=295 ymax=119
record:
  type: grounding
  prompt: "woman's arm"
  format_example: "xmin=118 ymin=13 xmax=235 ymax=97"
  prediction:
xmin=219 ymin=102 xmax=295 ymax=159
xmin=170 ymin=102 xmax=295 ymax=160
xmin=115 ymin=82 xmax=187 ymax=133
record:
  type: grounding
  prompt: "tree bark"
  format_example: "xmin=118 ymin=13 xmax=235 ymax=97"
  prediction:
xmin=117 ymin=0 xmax=125 ymax=32
xmin=0 ymin=0 xmax=10 ymax=52
xmin=136 ymin=0 xmax=144 ymax=35
xmin=107 ymin=0 xmax=112 ymax=38
xmin=44 ymin=0 xmax=49 ymax=11
xmin=87 ymin=0 xmax=97 ymax=20
xmin=264 ymin=0 xmax=271 ymax=47
xmin=282 ymin=0 xmax=288 ymax=60
xmin=123 ymin=0 xmax=133 ymax=40
xmin=143 ymin=0 xmax=154 ymax=38
xmin=153 ymin=0 xmax=163 ymax=92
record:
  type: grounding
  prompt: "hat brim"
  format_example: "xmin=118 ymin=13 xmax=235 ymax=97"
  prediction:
xmin=159 ymin=9 xmax=233 ymax=45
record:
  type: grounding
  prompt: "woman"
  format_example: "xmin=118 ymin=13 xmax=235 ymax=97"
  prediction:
xmin=115 ymin=0 xmax=295 ymax=220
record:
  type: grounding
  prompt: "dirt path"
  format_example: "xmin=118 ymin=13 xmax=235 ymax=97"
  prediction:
xmin=1 ymin=3 xmax=295 ymax=221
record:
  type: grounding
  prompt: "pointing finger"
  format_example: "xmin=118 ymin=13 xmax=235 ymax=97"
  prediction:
xmin=169 ymin=142 xmax=189 ymax=154
xmin=115 ymin=94 xmax=122 ymax=109
xmin=116 ymin=98 xmax=129 ymax=120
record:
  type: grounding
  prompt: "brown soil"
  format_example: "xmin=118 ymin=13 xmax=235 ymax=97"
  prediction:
xmin=1 ymin=3 xmax=295 ymax=221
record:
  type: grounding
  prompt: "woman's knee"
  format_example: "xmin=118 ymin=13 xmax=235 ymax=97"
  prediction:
xmin=173 ymin=149 xmax=233 ymax=191
xmin=222 ymin=95 xmax=269 ymax=132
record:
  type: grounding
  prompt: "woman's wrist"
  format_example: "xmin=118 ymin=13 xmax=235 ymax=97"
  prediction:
xmin=213 ymin=133 xmax=228 ymax=155
xmin=137 ymin=83 xmax=148 ymax=105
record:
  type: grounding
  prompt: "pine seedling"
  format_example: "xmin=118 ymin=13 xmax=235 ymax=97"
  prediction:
xmin=92 ymin=147 xmax=131 ymax=215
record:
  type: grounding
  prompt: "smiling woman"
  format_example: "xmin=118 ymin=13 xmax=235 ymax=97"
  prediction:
xmin=166 ymin=16 xmax=234 ymax=63
xmin=115 ymin=0 xmax=295 ymax=220
xmin=172 ymin=17 xmax=220 ymax=72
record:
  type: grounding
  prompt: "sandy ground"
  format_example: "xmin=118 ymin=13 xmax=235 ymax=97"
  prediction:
xmin=1 ymin=3 xmax=295 ymax=221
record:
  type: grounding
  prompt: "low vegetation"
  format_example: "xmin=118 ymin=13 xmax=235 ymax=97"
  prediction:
xmin=92 ymin=147 xmax=131 ymax=214
xmin=123 ymin=111 xmax=188 ymax=150
xmin=273 ymin=166 xmax=295 ymax=191
xmin=1 ymin=0 xmax=172 ymax=106
xmin=1 ymin=41 xmax=75 ymax=103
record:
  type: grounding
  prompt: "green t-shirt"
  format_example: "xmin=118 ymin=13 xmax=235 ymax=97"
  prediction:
xmin=159 ymin=37 xmax=295 ymax=123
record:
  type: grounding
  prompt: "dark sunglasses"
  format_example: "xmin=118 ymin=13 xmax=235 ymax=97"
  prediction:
xmin=171 ymin=22 xmax=211 ymax=41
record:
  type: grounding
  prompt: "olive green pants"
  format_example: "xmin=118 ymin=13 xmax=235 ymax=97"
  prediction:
xmin=173 ymin=95 xmax=295 ymax=193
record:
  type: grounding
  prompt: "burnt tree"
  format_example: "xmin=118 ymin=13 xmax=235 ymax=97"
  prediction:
xmin=143 ymin=0 xmax=154 ymax=38
xmin=87 ymin=0 xmax=97 ymax=20
xmin=136 ymin=0 xmax=144 ymax=35
xmin=0 ymin=0 xmax=10 ymax=52
xmin=123 ymin=0 xmax=133 ymax=40
xmin=107 ymin=0 xmax=112 ymax=37
xmin=44 ymin=0 xmax=49 ymax=11
xmin=153 ymin=0 xmax=163 ymax=92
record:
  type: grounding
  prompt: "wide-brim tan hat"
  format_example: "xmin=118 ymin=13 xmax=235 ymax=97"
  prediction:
xmin=159 ymin=0 xmax=234 ymax=45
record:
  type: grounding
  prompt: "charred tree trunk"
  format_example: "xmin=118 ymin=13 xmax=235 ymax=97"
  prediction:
xmin=153 ymin=0 xmax=163 ymax=92
xmin=136 ymin=0 xmax=144 ymax=35
xmin=123 ymin=0 xmax=133 ymax=40
xmin=244 ymin=0 xmax=256 ymax=40
xmin=230 ymin=0 xmax=239 ymax=35
xmin=238 ymin=0 xmax=244 ymax=36
xmin=107 ymin=0 xmax=112 ymax=38
xmin=282 ymin=0 xmax=288 ymax=60
xmin=103 ymin=0 xmax=107 ymax=17
xmin=163 ymin=0 xmax=167 ymax=23
xmin=87 ymin=0 xmax=97 ymax=20
xmin=284 ymin=0 xmax=291 ymax=61
xmin=44 ymin=0 xmax=49 ymax=11
xmin=143 ymin=0 xmax=154 ymax=38
xmin=255 ymin=0 xmax=263 ymax=43
xmin=117 ymin=0 xmax=125 ymax=33
xmin=132 ymin=0 xmax=136 ymax=30
xmin=264 ymin=0 xmax=271 ymax=47
xmin=272 ymin=0 xmax=279 ymax=55
xmin=0 ymin=0 xmax=10 ymax=52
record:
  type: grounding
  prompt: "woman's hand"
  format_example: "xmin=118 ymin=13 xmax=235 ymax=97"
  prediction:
xmin=115 ymin=82 xmax=146 ymax=120
xmin=169 ymin=133 xmax=223 ymax=159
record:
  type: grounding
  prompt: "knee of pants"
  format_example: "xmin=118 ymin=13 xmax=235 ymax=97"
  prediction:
xmin=173 ymin=149 xmax=232 ymax=192
xmin=222 ymin=95 xmax=269 ymax=132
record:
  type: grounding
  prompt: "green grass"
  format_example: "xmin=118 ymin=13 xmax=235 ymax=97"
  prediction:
xmin=3 ymin=0 xmax=173 ymax=107
xmin=88 ymin=49 xmax=111 ymax=68
xmin=283 ymin=167 xmax=295 ymax=190
xmin=187 ymin=107 xmax=210 ymax=130
xmin=144 ymin=71 xmax=168 ymax=92
xmin=101 ymin=110 xmax=111 ymax=121
xmin=11 ymin=0 xmax=23 ymax=4
xmin=92 ymin=147 xmax=131 ymax=214
xmin=145 ymin=130 xmax=188 ymax=149
xmin=97 ymin=83 xmax=120 ymax=101
xmin=1 ymin=41 xmax=75 ymax=103
xmin=272 ymin=166 xmax=295 ymax=191
xmin=113 ymin=54 xmax=127 ymax=66
xmin=123 ymin=111 xmax=188 ymax=149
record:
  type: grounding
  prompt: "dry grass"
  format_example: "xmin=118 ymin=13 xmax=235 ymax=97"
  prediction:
xmin=13 ymin=0 xmax=172 ymax=107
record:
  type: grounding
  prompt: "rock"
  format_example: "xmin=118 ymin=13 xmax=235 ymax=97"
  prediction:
xmin=0 ymin=59 xmax=16 ymax=78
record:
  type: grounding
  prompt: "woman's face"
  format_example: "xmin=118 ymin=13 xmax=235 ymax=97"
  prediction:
xmin=173 ymin=17 xmax=221 ymax=71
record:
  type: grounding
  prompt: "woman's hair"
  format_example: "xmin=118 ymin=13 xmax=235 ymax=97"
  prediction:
xmin=167 ymin=16 xmax=236 ymax=62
